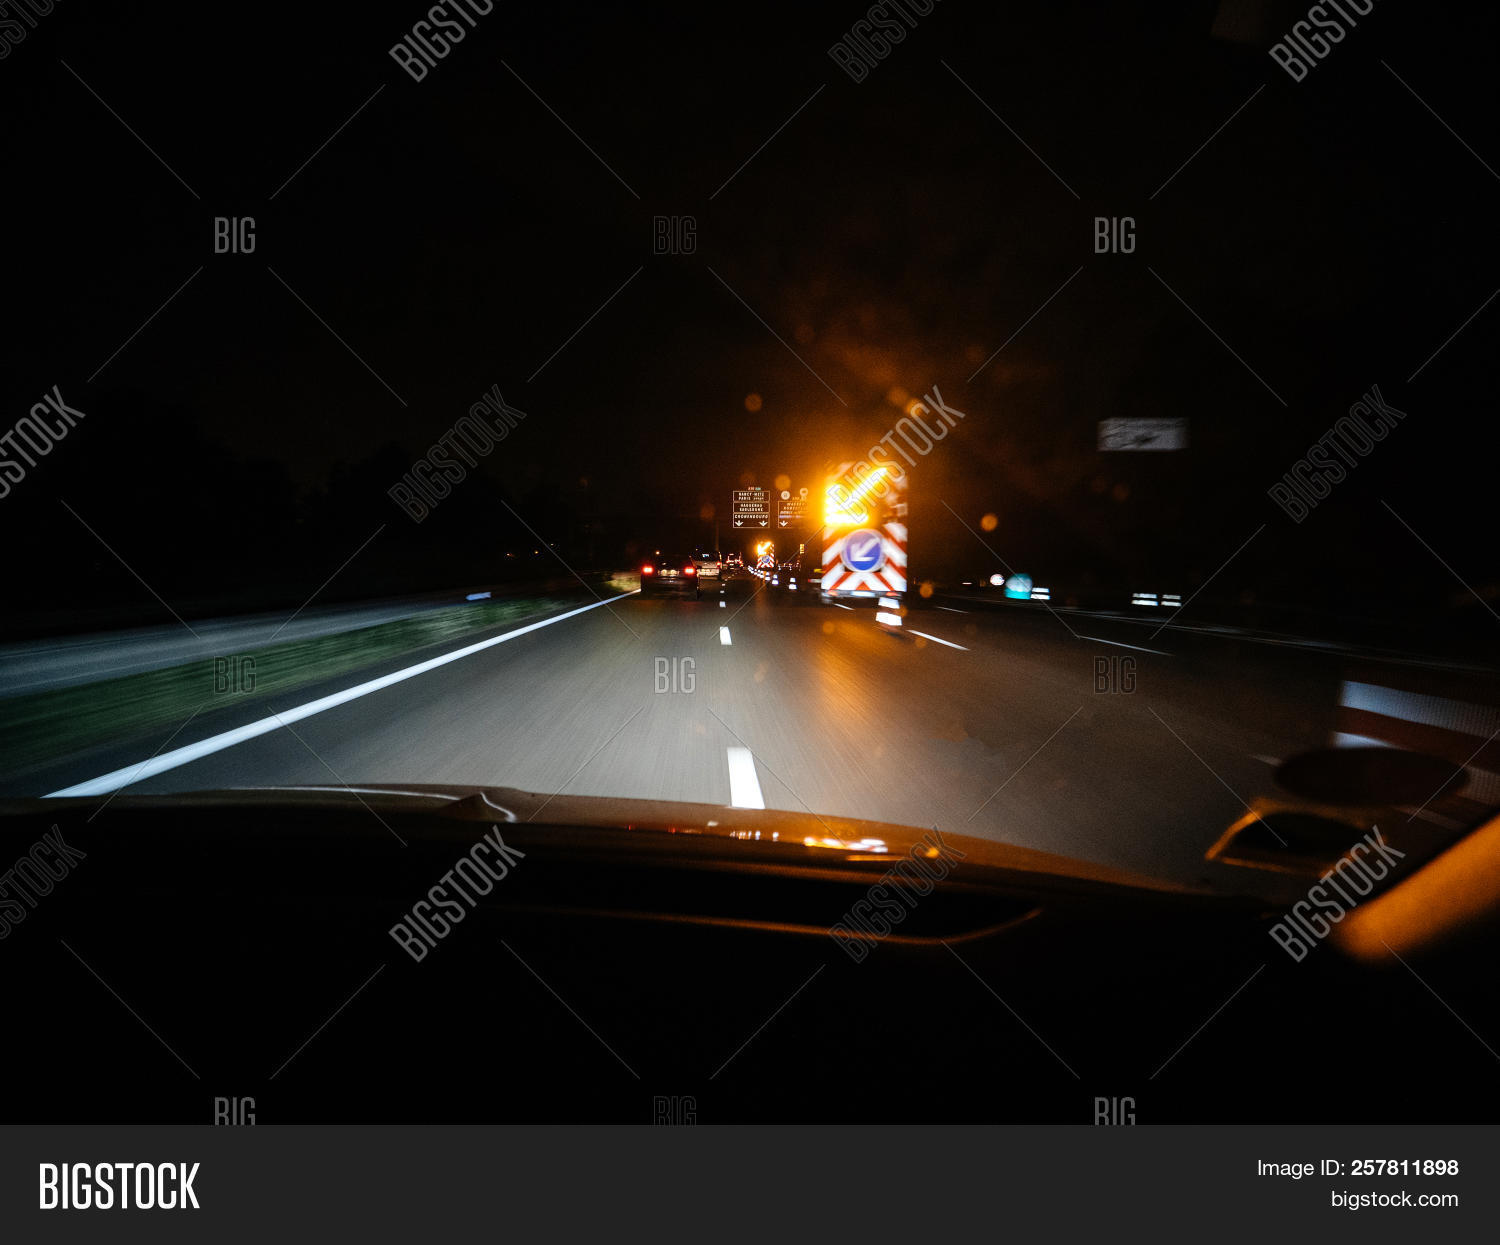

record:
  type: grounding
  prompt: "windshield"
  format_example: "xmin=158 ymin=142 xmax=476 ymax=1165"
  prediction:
xmin=1 ymin=0 xmax=1496 ymax=906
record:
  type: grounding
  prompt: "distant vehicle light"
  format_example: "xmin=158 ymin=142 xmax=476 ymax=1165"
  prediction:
xmin=684 ymin=566 xmax=696 ymax=575
xmin=989 ymin=573 xmax=1005 ymax=587
xmin=642 ymin=565 xmax=654 ymax=574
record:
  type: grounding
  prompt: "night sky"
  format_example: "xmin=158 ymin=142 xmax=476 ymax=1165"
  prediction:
xmin=3 ymin=0 xmax=1498 ymax=638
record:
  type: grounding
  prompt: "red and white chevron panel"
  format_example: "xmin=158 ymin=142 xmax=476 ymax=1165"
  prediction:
xmin=821 ymin=524 xmax=908 ymax=595
xmin=822 ymin=459 xmax=908 ymax=597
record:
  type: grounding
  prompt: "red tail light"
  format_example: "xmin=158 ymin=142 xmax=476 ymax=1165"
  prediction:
xmin=684 ymin=566 xmax=696 ymax=575
xmin=642 ymin=564 xmax=654 ymax=574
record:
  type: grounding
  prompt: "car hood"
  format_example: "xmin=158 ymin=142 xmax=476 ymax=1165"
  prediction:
xmin=17 ymin=781 xmax=1212 ymax=897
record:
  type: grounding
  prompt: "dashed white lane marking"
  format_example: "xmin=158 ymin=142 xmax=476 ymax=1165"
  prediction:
xmin=719 ymin=627 xmax=732 ymax=645
xmin=726 ymin=746 xmax=765 ymax=808
xmin=907 ymin=629 xmax=968 ymax=651
xmin=832 ymin=603 xmax=854 ymax=611
xmin=937 ymin=606 xmax=968 ymax=613
xmin=46 ymin=592 xmax=641 ymax=798
xmin=1078 ymin=635 xmax=1172 ymax=656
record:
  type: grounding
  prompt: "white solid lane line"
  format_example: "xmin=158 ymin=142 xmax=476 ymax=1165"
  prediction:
xmin=719 ymin=627 xmax=732 ymax=645
xmin=45 ymin=592 xmax=641 ymax=798
xmin=726 ymin=746 xmax=765 ymax=809
xmin=936 ymin=606 xmax=967 ymax=613
xmin=907 ymin=629 xmax=968 ymax=651
xmin=1077 ymin=635 xmax=1172 ymax=656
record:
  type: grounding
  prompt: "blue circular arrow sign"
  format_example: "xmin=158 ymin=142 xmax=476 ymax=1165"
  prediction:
xmin=841 ymin=528 xmax=885 ymax=573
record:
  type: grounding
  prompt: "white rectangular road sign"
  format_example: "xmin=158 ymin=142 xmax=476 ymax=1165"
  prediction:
xmin=732 ymin=487 xmax=770 ymax=528
xmin=1098 ymin=418 xmax=1188 ymax=451
xmin=776 ymin=492 xmax=808 ymax=528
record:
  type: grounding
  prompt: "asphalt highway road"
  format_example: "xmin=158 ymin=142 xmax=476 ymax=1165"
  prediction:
xmin=12 ymin=573 xmax=1497 ymax=890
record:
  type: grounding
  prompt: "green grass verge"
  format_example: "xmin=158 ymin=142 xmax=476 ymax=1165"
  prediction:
xmin=0 ymin=594 xmax=584 ymax=780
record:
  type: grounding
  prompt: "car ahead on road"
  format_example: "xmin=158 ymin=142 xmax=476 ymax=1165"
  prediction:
xmin=4 ymin=781 xmax=1499 ymax=1123
xmin=640 ymin=553 xmax=699 ymax=597
xmin=692 ymin=550 xmax=722 ymax=580
xmin=766 ymin=550 xmax=817 ymax=594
